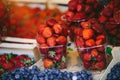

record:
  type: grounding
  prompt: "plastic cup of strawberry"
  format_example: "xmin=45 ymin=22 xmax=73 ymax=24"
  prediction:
xmin=36 ymin=18 xmax=68 ymax=69
xmin=78 ymin=44 xmax=107 ymax=70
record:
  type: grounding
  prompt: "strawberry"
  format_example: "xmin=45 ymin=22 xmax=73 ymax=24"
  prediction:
xmin=42 ymin=27 xmax=52 ymax=38
xmin=102 ymin=7 xmax=113 ymax=17
xmin=43 ymin=58 xmax=53 ymax=68
xmin=76 ymin=4 xmax=83 ymax=12
xmin=81 ymin=21 xmax=91 ymax=29
xmin=84 ymin=5 xmax=92 ymax=14
xmin=16 ymin=54 xmax=26 ymax=60
xmin=96 ymin=39 xmax=104 ymax=45
xmin=2 ymin=62 xmax=14 ymax=70
xmin=39 ymin=43 xmax=49 ymax=54
xmin=83 ymin=61 xmax=90 ymax=69
xmin=46 ymin=18 xmax=57 ymax=27
xmin=85 ymin=39 xmax=95 ymax=47
xmin=96 ymin=34 xmax=106 ymax=41
xmin=95 ymin=61 xmax=105 ymax=70
xmin=92 ymin=23 xmax=104 ymax=33
xmin=97 ymin=46 xmax=105 ymax=52
xmin=98 ymin=15 xmax=108 ymax=23
xmin=96 ymin=54 xmax=106 ymax=62
xmin=56 ymin=36 xmax=67 ymax=45
xmin=74 ymin=27 xmax=82 ymax=36
xmin=36 ymin=35 xmax=46 ymax=44
xmin=68 ymin=0 xmax=77 ymax=11
xmin=72 ymin=12 xmax=86 ymax=20
xmin=53 ymin=23 xmax=63 ymax=34
xmin=83 ymin=53 xmax=91 ymax=61
xmin=75 ymin=36 xmax=85 ymax=47
xmin=60 ymin=62 xmax=66 ymax=69
xmin=15 ymin=61 xmax=25 ymax=68
xmin=86 ymin=0 xmax=96 ymax=4
xmin=82 ymin=28 xmax=94 ymax=40
xmin=47 ymin=37 xmax=56 ymax=47
xmin=55 ymin=47 xmax=64 ymax=54
xmin=0 ymin=55 xmax=7 ymax=62
xmin=37 ymin=24 xmax=46 ymax=34
xmin=54 ymin=54 xmax=62 ymax=62
xmin=91 ymin=49 xmax=98 ymax=57
xmin=77 ymin=0 xmax=84 ymax=3
xmin=65 ymin=11 xmax=74 ymax=21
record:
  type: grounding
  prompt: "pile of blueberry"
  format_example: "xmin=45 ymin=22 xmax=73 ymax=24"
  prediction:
xmin=1 ymin=66 xmax=93 ymax=80
xmin=107 ymin=62 xmax=120 ymax=80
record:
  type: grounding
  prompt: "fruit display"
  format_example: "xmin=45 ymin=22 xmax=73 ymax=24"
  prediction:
xmin=2 ymin=4 xmax=63 ymax=39
xmin=74 ymin=18 xmax=107 ymax=70
xmin=36 ymin=18 xmax=68 ymax=69
xmin=107 ymin=62 xmax=120 ymax=80
xmin=0 ymin=53 xmax=35 ymax=77
xmin=1 ymin=65 xmax=93 ymax=80
xmin=98 ymin=0 xmax=120 ymax=46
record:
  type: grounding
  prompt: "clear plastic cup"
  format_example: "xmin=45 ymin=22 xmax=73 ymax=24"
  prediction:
xmin=77 ymin=44 xmax=107 ymax=70
xmin=38 ymin=44 xmax=67 ymax=69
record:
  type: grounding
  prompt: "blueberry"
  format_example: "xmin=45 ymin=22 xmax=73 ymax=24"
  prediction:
xmin=15 ymin=74 xmax=20 ymax=79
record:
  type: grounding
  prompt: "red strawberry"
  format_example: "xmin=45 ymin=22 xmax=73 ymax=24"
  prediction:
xmin=97 ymin=46 xmax=105 ymax=52
xmin=0 ymin=55 xmax=7 ymax=62
xmin=96 ymin=34 xmax=106 ymax=41
xmin=60 ymin=62 xmax=66 ymax=69
xmin=77 ymin=0 xmax=84 ymax=3
xmin=81 ymin=21 xmax=91 ymax=29
xmin=15 ymin=61 xmax=25 ymax=68
xmin=75 ymin=36 xmax=85 ymax=47
xmin=98 ymin=15 xmax=108 ymax=23
xmin=39 ymin=44 xmax=49 ymax=54
xmin=85 ymin=39 xmax=95 ymax=47
xmin=92 ymin=23 xmax=104 ymax=33
xmin=84 ymin=5 xmax=92 ymax=14
xmin=96 ymin=39 xmax=104 ymax=45
xmin=37 ymin=24 xmax=46 ymax=34
xmin=91 ymin=49 xmax=98 ymax=57
xmin=53 ymin=23 xmax=63 ymax=34
xmin=36 ymin=35 xmax=46 ymax=44
xmin=2 ymin=62 xmax=14 ymax=70
xmin=42 ymin=27 xmax=52 ymax=38
xmin=102 ymin=7 xmax=113 ymax=17
xmin=95 ymin=61 xmax=105 ymax=70
xmin=46 ymin=18 xmax=57 ymax=27
xmin=68 ymin=0 xmax=77 ymax=11
xmin=76 ymin=4 xmax=83 ymax=12
xmin=82 ymin=28 xmax=94 ymax=40
xmin=72 ymin=12 xmax=86 ymax=20
xmin=16 ymin=54 xmax=26 ymax=60
xmin=74 ymin=27 xmax=82 ymax=36
xmin=83 ymin=53 xmax=91 ymax=61
xmin=54 ymin=54 xmax=62 ymax=62
xmin=65 ymin=11 xmax=74 ymax=21
xmin=96 ymin=54 xmax=106 ymax=62
xmin=83 ymin=61 xmax=90 ymax=69
xmin=47 ymin=37 xmax=56 ymax=47
xmin=56 ymin=36 xmax=67 ymax=45
xmin=55 ymin=47 xmax=64 ymax=54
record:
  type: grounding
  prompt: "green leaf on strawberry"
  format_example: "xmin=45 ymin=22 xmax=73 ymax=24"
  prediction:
xmin=62 ymin=56 xmax=66 ymax=62
xmin=48 ymin=51 xmax=56 ymax=58
xmin=91 ymin=57 xmax=96 ymax=62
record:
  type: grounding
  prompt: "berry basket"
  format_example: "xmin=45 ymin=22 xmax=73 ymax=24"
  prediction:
xmin=77 ymin=44 xmax=108 ymax=70
xmin=38 ymin=44 xmax=67 ymax=69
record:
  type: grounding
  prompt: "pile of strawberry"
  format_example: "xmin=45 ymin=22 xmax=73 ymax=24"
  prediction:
xmin=36 ymin=19 xmax=67 ymax=69
xmin=64 ymin=0 xmax=103 ymax=22
xmin=74 ymin=18 xmax=107 ymax=70
xmin=98 ymin=0 xmax=120 ymax=46
xmin=0 ymin=53 xmax=35 ymax=76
